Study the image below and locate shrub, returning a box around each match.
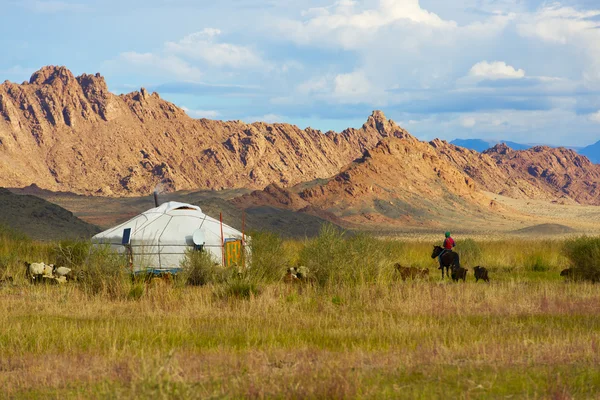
[247,231,288,283]
[179,249,225,286]
[51,240,91,268]
[563,237,600,282]
[78,245,130,298]
[298,224,403,286]
[458,238,482,266]
[215,277,261,300]
[527,253,551,272]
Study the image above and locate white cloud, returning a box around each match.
[460,117,476,128]
[333,70,372,100]
[181,107,220,119]
[589,110,600,123]
[165,29,266,69]
[245,114,286,123]
[117,52,203,81]
[278,0,458,50]
[469,61,525,80]
[517,4,600,83]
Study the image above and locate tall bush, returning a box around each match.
[563,237,600,282]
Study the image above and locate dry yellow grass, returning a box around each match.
[1,279,599,399]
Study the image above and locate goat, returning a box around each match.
[451,266,468,282]
[283,267,299,284]
[473,266,489,283]
[395,264,428,281]
[53,266,75,281]
[560,268,579,281]
[42,264,54,277]
[25,262,46,282]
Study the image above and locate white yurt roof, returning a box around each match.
[92,201,244,272]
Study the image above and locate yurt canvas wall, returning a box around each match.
[92,202,245,272]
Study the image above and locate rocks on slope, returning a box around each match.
[483,144,600,205]
[297,134,492,227]
[0,67,400,196]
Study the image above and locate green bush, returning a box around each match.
[51,240,91,268]
[563,237,600,282]
[78,245,130,298]
[458,238,482,267]
[526,253,551,272]
[179,249,225,286]
[247,231,288,283]
[215,277,261,300]
[298,224,404,286]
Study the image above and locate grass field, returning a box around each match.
[1,226,599,399]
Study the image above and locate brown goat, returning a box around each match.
[283,267,299,284]
[395,264,428,281]
[560,268,579,281]
[451,266,468,282]
[473,266,489,283]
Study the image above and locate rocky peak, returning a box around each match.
[29,66,76,86]
[484,143,513,156]
[76,72,109,96]
[363,110,390,134]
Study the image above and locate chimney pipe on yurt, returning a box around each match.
[153,190,159,207]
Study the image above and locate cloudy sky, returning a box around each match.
[2,0,600,146]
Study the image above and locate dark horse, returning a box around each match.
[431,245,461,279]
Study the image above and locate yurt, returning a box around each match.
[91,201,246,273]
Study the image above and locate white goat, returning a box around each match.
[26,262,46,281]
[53,266,73,280]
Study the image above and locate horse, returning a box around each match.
[431,245,461,279]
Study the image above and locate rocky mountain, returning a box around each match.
[483,144,600,205]
[2,66,600,232]
[0,66,401,196]
[295,133,496,228]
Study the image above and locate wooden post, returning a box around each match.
[241,211,246,268]
[220,212,225,267]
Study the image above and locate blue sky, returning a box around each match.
[2,0,600,146]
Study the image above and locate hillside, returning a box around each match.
[0,66,400,196]
[0,188,99,240]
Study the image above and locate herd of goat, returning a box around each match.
[394,263,490,283]
[24,262,77,284]
[0,261,582,287]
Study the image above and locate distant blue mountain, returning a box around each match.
[449,139,495,152]
[580,140,600,164]
[450,139,534,152]
[499,141,532,151]
[450,138,600,164]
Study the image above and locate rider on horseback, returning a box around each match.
[438,231,455,270]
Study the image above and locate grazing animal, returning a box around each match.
[283,267,299,284]
[395,264,429,281]
[42,264,54,277]
[560,268,578,280]
[473,266,490,283]
[450,266,468,282]
[431,246,461,279]
[25,262,46,282]
[53,266,74,280]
